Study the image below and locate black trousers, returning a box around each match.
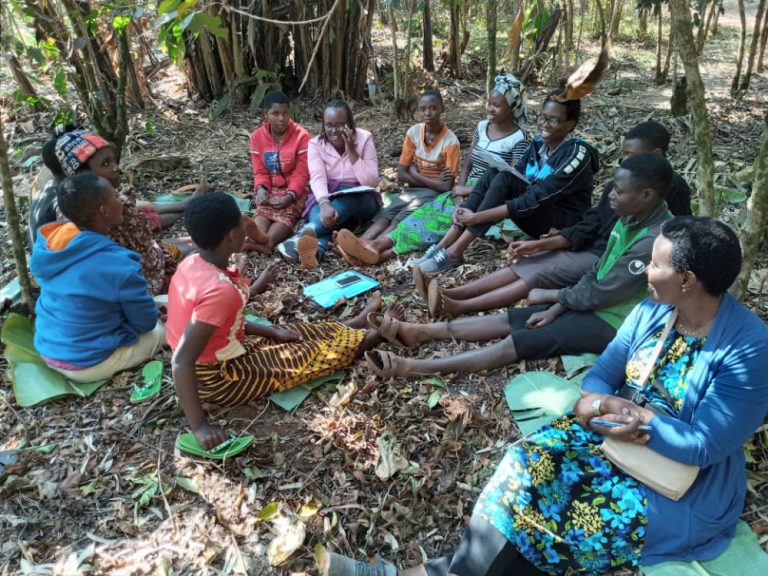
[424,514,541,576]
[462,168,555,239]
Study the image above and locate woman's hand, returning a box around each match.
[320,202,338,228]
[451,184,473,198]
[269,327,304,343]
[194,422,229,451]
[341,127,358,162]
[251,263,278,295]
[589,409,651,444]
[254,187,269,205]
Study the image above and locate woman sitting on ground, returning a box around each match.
[245,90,311,254]
[422,119,693,319]
[276,99,380,268]
[325,216,768,576]
[416,88,598,274]
[336,76,529,265]
[31,174,165,383]
[31,127,198,294]
[167,192,401,449]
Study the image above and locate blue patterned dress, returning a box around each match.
[474,329,706,575]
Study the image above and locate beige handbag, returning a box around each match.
[600,310,700,501]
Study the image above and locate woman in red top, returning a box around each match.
[246,91,311,254]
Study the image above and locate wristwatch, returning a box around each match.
[591,396,602,416]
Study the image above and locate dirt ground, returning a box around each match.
[1,10,768,576]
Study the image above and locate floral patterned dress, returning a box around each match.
[474,328,706,575]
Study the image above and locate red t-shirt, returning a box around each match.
[166,254,250,363]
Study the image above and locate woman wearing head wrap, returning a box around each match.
[31,126,196,295]
[336,75,531,265]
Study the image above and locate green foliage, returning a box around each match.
[155,0,228,63]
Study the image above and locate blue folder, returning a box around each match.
[303,271,379,308]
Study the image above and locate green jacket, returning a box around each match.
[558,201,671,328]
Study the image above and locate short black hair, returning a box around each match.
[543,88,581,123]
[624,121,671,154]
[420,89,443,105]
[184,192,242,249]
[619,152,673,199]
[319,99,355,142]
[263,90,290,111]
[661,216,742,296]
[56,173,111,227]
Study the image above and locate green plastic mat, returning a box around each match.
[641,521,768,576]
[1,313,107,407]
[504,370,583,436]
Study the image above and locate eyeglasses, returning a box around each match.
[324,123,347,132]
[535,113,565,128]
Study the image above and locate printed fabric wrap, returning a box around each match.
[492,74,528,123]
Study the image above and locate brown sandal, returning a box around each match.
[412,264,429,302]
[364,350,404,379]
[366,313,406,348]
[427,279,446,319]
[336,229,379,265]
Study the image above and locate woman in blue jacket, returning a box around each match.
[323,216,768,575]
[31,173,164,383]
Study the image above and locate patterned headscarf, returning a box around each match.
[492,74,527,123]
[54,128,110,176]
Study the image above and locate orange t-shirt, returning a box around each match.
[399,123,460,179]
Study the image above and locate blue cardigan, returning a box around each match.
[583,294,768,565]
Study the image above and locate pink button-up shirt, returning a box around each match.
[307,128,379,201]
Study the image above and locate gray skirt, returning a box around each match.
[511,249,600,289]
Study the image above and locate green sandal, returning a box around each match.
[130,360,164,403]
[175,433,254,459]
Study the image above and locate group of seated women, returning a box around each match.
[26,75,768,575]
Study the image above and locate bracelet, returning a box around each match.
[318,197,330,206]
[591,395,602,416]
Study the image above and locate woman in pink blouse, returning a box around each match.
[276,100,380,268]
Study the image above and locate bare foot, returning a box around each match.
[384,300,405,321]
[441,293,460,318]
[251,263,279,294]
[344,290,383,329]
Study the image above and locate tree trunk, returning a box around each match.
[758,5,768,72]
[609,0,624,38]
[696,0,717,53]
[0,117,36,314]
[486,0,497,95]
[660,25,674,83]
[655,8,663,83]
[638,7,649,42]
[448,1,462,78]
[423,0,434,71]
[669,0,716,215]
[733,111,768,299]
[731,0,747,96]
[594,0,608,47]
[739,0,767,93]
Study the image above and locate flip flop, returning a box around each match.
[297,228,319,268]
[336,229,379,265]
[175,433,254,459]
[427,279,446,319]
[412,264,429,302]
[366,313,406,348]
[130,360,164,403]
[364,350,405,379]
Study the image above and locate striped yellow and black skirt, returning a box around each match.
[195,322,365,405]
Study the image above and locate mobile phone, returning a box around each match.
[591,419,652,432]
[335,273,362,287]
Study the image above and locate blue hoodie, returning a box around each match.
[30,221,158,367]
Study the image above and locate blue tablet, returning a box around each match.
[303,271,379,308]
